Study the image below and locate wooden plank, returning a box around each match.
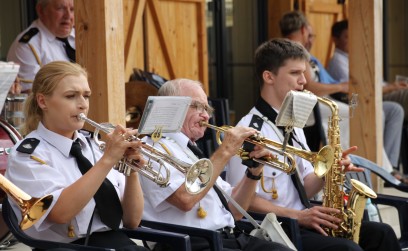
[308,3,342,14]
[303,0,345,66]
[124,0,146,76]
[196,1,209,93]
[349,0,383,190]
[267,0,294,39]
[161,0,203,2]
[74,0,125,125]
[147,0,177,79]
[123,0,146,79]
[122,0,208,90]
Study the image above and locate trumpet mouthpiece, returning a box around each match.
[78,113,86,121]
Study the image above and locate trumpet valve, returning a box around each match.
[238,151,250,160]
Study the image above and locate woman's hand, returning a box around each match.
[103,125,144,167]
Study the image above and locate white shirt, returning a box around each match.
[225,108,314,210]
[140,132,234,230]
[5,123,125,243]
[7,19,75,91]
[327,48,349,83]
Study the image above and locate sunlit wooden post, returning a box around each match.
[349,0,383,191]
[74,0,125,125]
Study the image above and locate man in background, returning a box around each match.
[280,11,403,177]
[7,0,75,92]
[328,19,407,179]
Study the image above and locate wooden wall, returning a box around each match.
[267,0,347,67]
[75,0,208,125]
[123,0,208,93]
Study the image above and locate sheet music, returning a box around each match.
[276,91,317,128]
[0,62,20,112]
[138,96,191,134]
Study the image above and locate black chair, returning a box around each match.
[348,154,408,193]
[347,154,408,249]
[142,214,303,251]
[141,219,223,251]
[2,198,191,251]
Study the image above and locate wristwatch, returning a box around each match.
[245,168,262,180]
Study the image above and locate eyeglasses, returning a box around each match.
[308,33,317,40]
[190,101,215,117]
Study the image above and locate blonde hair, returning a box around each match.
[22,61,88,135]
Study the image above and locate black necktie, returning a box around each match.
[187,142,232,213]
[254,97,311,209]
[57,37,76,62]
[70,140,123,230]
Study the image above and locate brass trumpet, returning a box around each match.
[78,113,213,194]
[200,121,334,178]
[0,174,53,230]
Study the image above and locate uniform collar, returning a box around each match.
[37,122,87,158]
[35,19,75,43]
[163,132,190,148]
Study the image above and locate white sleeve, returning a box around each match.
[7,40,40,90]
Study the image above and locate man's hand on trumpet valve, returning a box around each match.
[245,145,271,175]
[217,125,258,157]
[101,125,145,168]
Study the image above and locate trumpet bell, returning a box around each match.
[20,195,53,230]
[185,159,213,194]
[314,145,335,178]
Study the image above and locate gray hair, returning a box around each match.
[158,78,203,96]
[279,11,309,37]
[36,0,51,9]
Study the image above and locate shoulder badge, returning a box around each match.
[19,27,39,43]
[16,138,40,154]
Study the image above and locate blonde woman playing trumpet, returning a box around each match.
[6,61,148,250]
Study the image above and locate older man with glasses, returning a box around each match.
[138,78,292,251]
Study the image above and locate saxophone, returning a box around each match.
[318,96,377,243]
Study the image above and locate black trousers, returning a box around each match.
[71,230,149,251]
[301,221,401,251]
[154,230,292,251]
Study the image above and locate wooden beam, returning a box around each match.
[196,1,208,94]
[147,0,177,79]
[349,0,383,190]
[124,0,146,74]
[74,0,126,125]
[308,4,342,14]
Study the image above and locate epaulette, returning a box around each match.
[16,138,40,154]
[19,28,39,43]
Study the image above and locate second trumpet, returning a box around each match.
[78,113,213,194]
[200,121,334,178]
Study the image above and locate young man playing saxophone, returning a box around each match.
[226,38,400,251]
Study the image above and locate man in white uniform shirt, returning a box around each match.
[226,38,400,251]
[140,78,292,251]
[7,0,75,92]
